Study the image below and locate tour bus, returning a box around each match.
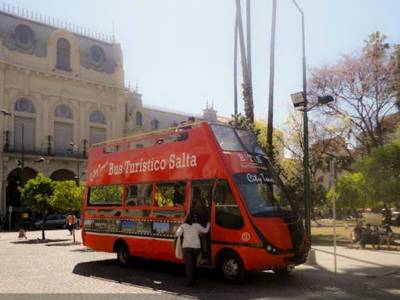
[81,121,309,283]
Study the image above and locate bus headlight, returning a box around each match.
[266,245,277,254]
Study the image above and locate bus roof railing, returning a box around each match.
[92,121,207,149]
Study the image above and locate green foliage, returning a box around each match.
[355,142,400,208]
[327,172,369,210]
[230,113,284,161]
[20,173,55,214]
[50,181,84,213]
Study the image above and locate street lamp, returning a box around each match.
[291,93,334,243]
[69,142,80,186]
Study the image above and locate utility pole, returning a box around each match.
[292,0,311,241]
[267,0,277,158]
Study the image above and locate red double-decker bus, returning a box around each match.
[82,121,309,282]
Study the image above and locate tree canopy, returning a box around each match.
[21,173,54,215]
[50,180,84,213]
[308,31,397,155]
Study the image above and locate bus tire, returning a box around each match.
[217,251,246,284]
[115,241,130,267]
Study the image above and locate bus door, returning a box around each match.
[190,180,213,266]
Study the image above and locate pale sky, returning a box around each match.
[5,0,400,128]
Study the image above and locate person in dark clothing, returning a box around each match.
[173,183,185,206]
[358,223,375,249]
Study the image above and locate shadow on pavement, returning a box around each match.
[45,241,81,247]
[11,238,70,245]
[72,257,400,299]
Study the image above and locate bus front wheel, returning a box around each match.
[217,251,246,283]
[116,242,130,266]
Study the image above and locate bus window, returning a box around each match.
[153,182,186,218]
[210,124,244,152]
[126,184,152,206]
[89,185,123,206]
[214,180,244,229]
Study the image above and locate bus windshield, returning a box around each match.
[210,124,244,151]
[233,172,292,216]
[235,129,266,155]
[210,124,265,155]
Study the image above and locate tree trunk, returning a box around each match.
[235,0,254,123]
[41,213,48,240]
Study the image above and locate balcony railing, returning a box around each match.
[3,146,87,159]
[3,132,88,158]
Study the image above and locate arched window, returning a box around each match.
[136,111,142,127]
[89,110,107,145]
[56,38,71,71]
[14,98,35,113]
[89,110,106,124]
[14,98,36,151]
[54,104,73,119]
[151,119,159,130]
[54,104,73,154]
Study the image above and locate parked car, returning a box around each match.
[33,214,79,230]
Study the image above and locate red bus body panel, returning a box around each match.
[82,122,307,272]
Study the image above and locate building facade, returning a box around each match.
[0,8,219,219]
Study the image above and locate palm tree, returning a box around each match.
[235,0,254,123]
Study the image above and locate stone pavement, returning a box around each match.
[0,229,399,299]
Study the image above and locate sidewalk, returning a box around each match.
[312,245,400,276]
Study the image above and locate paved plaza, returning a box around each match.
[0,229,399,299]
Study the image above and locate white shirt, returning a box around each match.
[175,223,210,249]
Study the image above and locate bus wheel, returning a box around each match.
[116,243,130,266]
[218,251,246,283]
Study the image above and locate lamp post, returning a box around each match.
[291,93,334,244]
[291,0,311,243]
[69,142,80,186]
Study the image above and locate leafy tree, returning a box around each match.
[356,142,400,213]
[327,172,369,218]
[50,181,83,213]
[20,173,55,240]
[308,32,397,155]
[50,180,84,243]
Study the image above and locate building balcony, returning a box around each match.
[2,146,87,159]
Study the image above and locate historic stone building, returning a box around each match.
[0,7,219,220]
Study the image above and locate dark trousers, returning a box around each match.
[182,248,200,284]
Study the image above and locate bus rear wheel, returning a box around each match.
[218,251,246,283]
[116,243,130,266]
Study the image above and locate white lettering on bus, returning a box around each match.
[169,153,197,169]
[247,173,262,183]
[98,153,198,178]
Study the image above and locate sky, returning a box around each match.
[4,0,400,129]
